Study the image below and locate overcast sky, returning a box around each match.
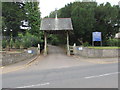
[39,0,120,18]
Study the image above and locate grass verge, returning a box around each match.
[87,46,120,49]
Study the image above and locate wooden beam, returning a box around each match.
[67,31,70,56]
[44,31,47,56]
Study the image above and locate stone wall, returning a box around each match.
[75,47,119,58]
[2,47,38,66]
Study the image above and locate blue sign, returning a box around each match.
[27,50,33,54]
[92,32,102,41]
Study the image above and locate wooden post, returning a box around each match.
[67,31,70,56]
[92,41,94,46]
[44,31,47,56]
[101,41,102,47]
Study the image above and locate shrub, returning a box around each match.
[10,38,14,48]
[31,35,40,47]
[15,32,43,49]
[21,36,32,49]
[82,42,90,47]
[2,40,7,48]
[48,35,60,45]
[14,40,21,49]
[107,38,120,46]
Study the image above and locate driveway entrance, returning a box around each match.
[26,45,95,70]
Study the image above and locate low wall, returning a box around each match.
[2,47,38,66]
[75,47,119,58]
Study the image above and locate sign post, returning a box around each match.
[92,32,102,46]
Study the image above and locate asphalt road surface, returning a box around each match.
[2,45,119,88]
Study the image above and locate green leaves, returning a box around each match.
[24,2,41,35]
[2,2,43,49]
[71,2,96,44]
[2,2,26,37]
[48,1,119,46]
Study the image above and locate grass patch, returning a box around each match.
[87,46,120,49]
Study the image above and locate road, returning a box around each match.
[2,45,119,88]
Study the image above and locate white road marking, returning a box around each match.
[84,72,119,79]
[16,82,50,88]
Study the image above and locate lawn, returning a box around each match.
[87,46,120,49]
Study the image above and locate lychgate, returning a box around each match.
[40,16,73,56]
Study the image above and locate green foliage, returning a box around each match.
[10,38,14,48]
[107,38,120,46]
[2,2,43,49]
[48,35,60,45]
[2,32,43,49]
[18,32,43,48]
[71,2,96,44]
[2,2,26,37]
[22,39,32,49]
[94,2,119,42]
[24,2,41,36]
[49,1,119,46]
[88,46,120,49]
[2,40,7,48]
[14,40,21,49]
[48,34,67,45]
[82,42,90,47]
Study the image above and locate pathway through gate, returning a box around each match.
[40,14,73,56]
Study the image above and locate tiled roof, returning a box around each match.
[40,18,73,31]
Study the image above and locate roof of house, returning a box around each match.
[40,18,73,31]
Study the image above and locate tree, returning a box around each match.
[2,2,44,48]
[48,1,120,46]
[94,2,119,45]
[24,2,42,36]
[2,2,26,37]
[71,2,96,44]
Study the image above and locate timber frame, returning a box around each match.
[40,18,73,56]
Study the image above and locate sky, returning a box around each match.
[39,0,120,18]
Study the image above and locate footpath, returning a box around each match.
[73,55,119,64]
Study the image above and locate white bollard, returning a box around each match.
[73,43,76,55]
[38,44,40,54]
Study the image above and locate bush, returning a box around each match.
[31,35,41,47]
[2,40,7,48]
[21,36,32,49]
[10,38,14,48]
[17,32,42,48]
[82,42,90,47]
[48,35,60,45]
[107,38,120,46]
[14,40,21,49]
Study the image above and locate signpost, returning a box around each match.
[92,32,102,46]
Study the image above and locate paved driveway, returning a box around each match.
[26,45,95,70]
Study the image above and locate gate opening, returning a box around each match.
[40,18,73,56]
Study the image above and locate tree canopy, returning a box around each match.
[2,2,43,48]
[48,1,120,46]
[2,2,26,37]
[2,2,42,38]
